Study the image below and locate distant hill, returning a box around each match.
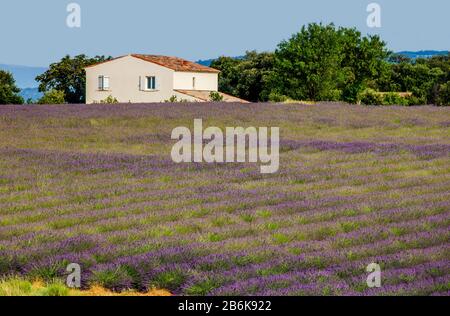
[19,88,43,102]
[196,59,215,67]
[198,51,449,67]
[396,50,449,59]
[197,56,245,67]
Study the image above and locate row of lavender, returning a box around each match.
[0,103,449,295]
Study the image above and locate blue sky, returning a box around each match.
[0,0,449,66]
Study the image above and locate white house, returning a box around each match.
[85,54,248,104]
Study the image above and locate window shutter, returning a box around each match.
[139,76,145,91]
[156,77,160,90]
[98,76,103,90]
[103,76,110,90]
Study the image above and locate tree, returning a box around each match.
[36,55,111,104]
[211,56,241,97]
[419,54,450,82]
[436,81,450,106]
[37,90,66,104]
[0,71,24,104]
[385,62,444,104]
[211,51,274,102]
[377,54,449,104]
[272,23,343,101]
[272,23,389,102]
[338,29,389,102]
[235,51,274,102]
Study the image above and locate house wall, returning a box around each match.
[86,55,180,104]
[173,72,218,91]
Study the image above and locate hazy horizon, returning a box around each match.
[0,0,449,67]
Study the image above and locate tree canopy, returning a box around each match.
[377,54,449,104]
[0,70,24,105]
[215,23,449,105]
[270,23,389,103]
[211,51,274,102]
[36,55,111,104]
[37,89,66,105]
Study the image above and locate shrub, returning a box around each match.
[99,95,119,104]
[184,278,221,296]
[324,89,343,102]
[149,269,188,292]
[268,92,288,102]
[37,90,66,104]
[26,260,68,282]
[382,92,409,106]
[165,95,178,103]
[164,95,190,103]
[209,91,224,102]
[359,89,415,106]
[406,95,427,106]
[90,267,133,291]
[358,88,383,105]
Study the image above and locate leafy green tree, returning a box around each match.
[211,51,274,102]
[211,56,241,97]
[234,51,274,102]
[37,90,66,104]
[419,54,450,82]
[272,23,389,103]
[388,62,444,103]
[436,81,450,106]
[272,24,343,101]
[378,54,449,104]
[0,71,24,104]
[339,29,390,102]
[36,55,111,104]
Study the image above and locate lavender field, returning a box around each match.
[0,102,449,296]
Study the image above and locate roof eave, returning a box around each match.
[83,55,128,70]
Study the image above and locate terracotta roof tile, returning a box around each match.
[85,54,220,73]
[131,54,220,73]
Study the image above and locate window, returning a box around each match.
[146,76,156,90]
[98,76,110,91]
[192,77,196,90]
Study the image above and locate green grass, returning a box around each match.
[0,278,69,296]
